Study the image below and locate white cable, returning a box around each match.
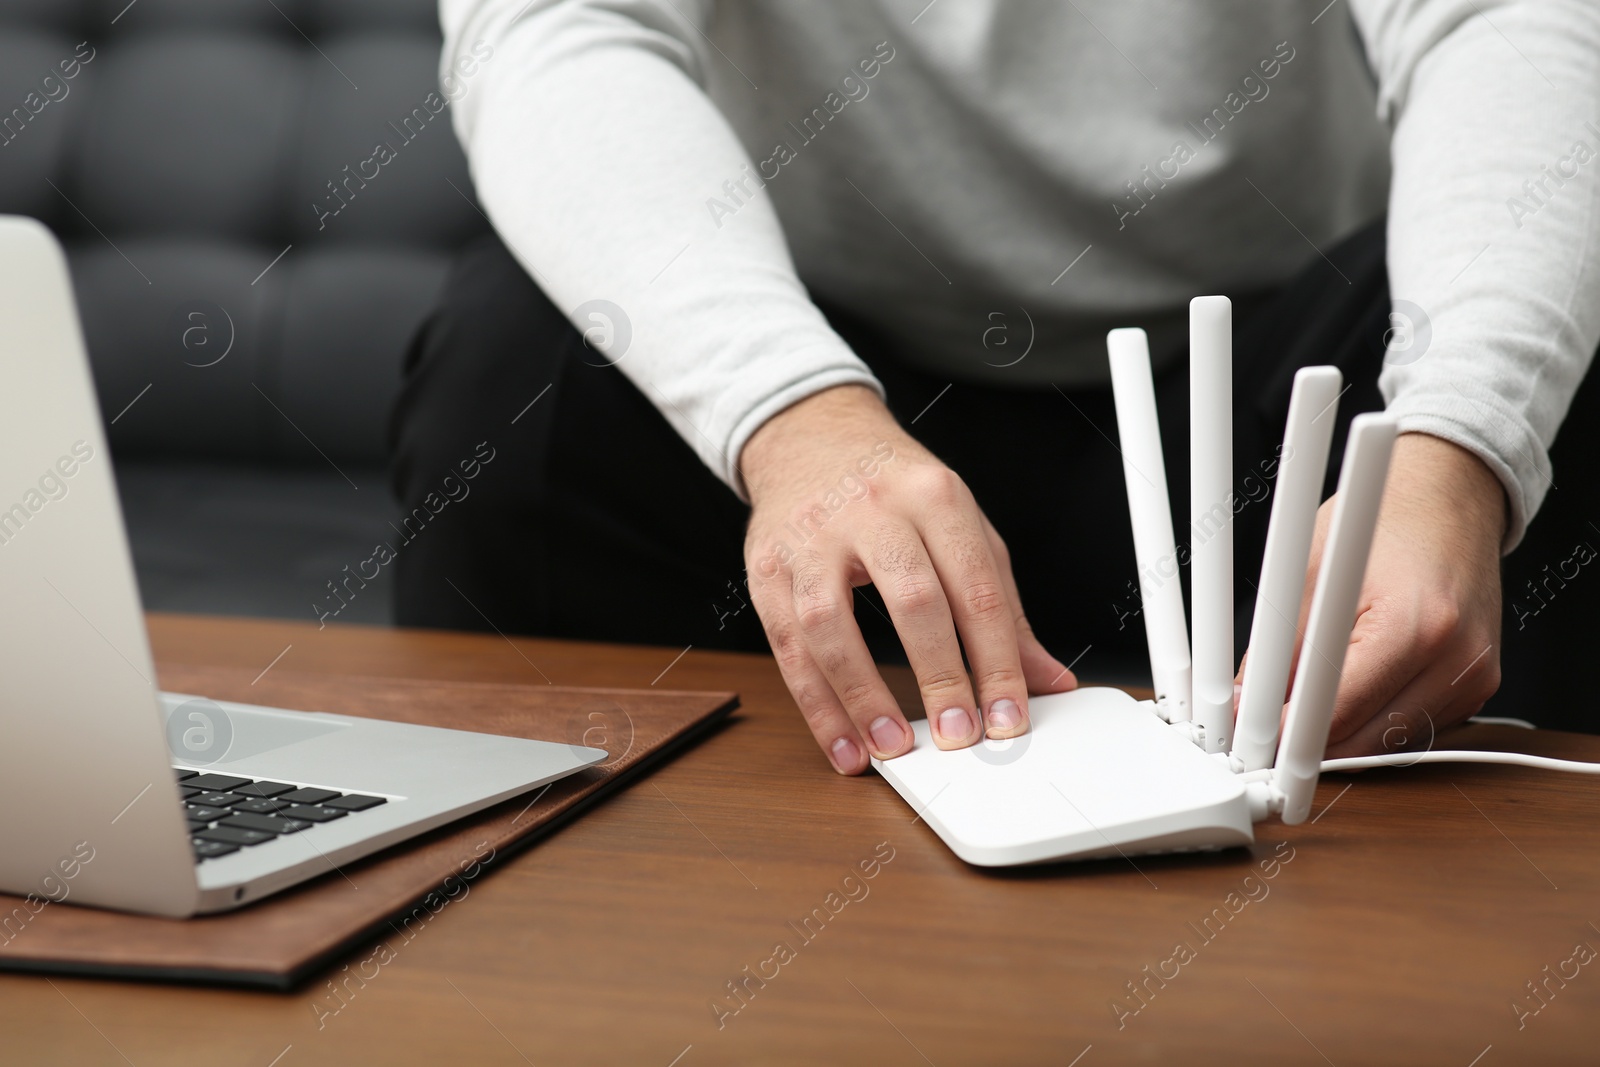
[1465,715,1537,729]
[1319,751,1600,774]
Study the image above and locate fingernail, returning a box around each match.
[987,698,1022,735]
[868,715,906,755]
[1233,683,1243,710]
[830,735,861,773]
[937,706,974,743]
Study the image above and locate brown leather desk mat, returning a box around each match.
[0,663,738,990]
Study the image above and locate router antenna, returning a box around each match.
[1272,413,1397,824]
[1107,328,1191,721]
[1189,296,1232,753]
[1232,367,1342,772]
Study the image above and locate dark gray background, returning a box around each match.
[0,0,489,625]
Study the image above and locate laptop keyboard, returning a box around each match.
[175,769,388,862]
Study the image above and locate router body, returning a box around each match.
[876,687,1254,866]
[874,298,1398,867]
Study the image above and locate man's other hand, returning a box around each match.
[741,385,1077,774]
[1264,432,1507,758]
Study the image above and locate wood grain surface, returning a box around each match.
[3,613,1598,1066]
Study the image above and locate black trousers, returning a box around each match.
[390,219,1600,733]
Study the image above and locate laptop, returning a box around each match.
[0,216,605,917]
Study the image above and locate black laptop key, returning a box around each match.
[192,791,248,807]
[179,786,205,799]
[232,798,291,815]
[184,804,230,821]
[195,825,275,846]
[192,839,239,859]
[279,804,348,823]
[278,787,341,804]
[232,780,297,798]
[188,819,213,833]
[183,774,252,791]
[222,813,311,835]
[324,793,386,812]
[174,769,199,782]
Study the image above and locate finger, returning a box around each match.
[983,517,1076,695]
[789,549,915,760]
[918,498,1029,741]
[1428,647,1502,734]
[1321,603,1429,746]
[1325,640,1501,759]
[861,526,983,749]
[1323,677,1439,760]
[754,586,871,775]
[1442,639,1502,714]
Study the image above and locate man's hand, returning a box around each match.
[1273,433,1507,757]
[741,385,1077,774]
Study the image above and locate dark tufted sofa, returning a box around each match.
[0,0,486,624]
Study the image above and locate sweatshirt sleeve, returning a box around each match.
[438,0,882,498]
[1348,0,1600,551]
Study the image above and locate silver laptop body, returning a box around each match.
[0,216,603,917]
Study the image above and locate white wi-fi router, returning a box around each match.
[873,295,1394,865]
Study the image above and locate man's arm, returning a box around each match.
[1304,0,1600,747]
[442,0,881,490]
[1352,0,1600,545]
[441,0,1074,771]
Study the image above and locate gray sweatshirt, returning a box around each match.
[439,0,1600,550]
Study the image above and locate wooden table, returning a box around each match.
[4,614,1599,1066]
